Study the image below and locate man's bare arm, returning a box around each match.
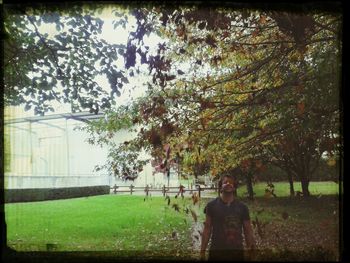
[243,220,256,250]
[243,219,257,260]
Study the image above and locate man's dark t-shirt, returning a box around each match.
[204,197,250,260]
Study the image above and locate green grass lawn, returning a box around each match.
[237,180,340,197]
[5,181,341,261]
[5,194,198,256]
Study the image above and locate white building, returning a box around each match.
[4,106,179,190]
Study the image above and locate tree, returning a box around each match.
[5,3,342,191]
[77,102,150,181]
[124,6,342,195]
[4,4,130,115]
[82,5,341,190]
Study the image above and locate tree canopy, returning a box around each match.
[4,3,343,195]
[4,4,130,115]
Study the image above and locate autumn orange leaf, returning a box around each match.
[252,28,260,37]
[259,15,267,24]
[297,102,305,114]
[192,192,199,205]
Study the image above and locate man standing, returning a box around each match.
[200,174,256,261]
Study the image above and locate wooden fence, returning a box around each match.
[110,184,218,198]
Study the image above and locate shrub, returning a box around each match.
[4,185,110,203]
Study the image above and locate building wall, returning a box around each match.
[4,117,111,189]
[4,106,179,189]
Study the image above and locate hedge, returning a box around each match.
[4,185,110,203]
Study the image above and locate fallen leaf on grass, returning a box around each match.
[257,208,265,214]
[282,212,289,220]
[172,231,178,239]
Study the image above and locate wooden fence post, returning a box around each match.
[162,185,166,197]
[198,185,201,198]
[113,184,118,194]
[130,185,134,195]
[145,185,149,197]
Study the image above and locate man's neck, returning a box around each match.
[220,192,235,204]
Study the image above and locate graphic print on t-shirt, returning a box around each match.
[223,215,241,245]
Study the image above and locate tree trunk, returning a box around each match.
[287,171,295,197]
[246,173,254,200]
[300,177,310,197]
[217,181,221,197]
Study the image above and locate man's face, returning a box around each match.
[221,176,235,193]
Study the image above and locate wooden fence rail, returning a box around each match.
[110,184,218,197]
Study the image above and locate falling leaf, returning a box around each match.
[149,129,162,147]
[172,203,180,212]
[221,31,230,40]
[176,26,185,37]
[297,102,305,115]
[251,28,260,37]
[192,193,199,205]
[198,21,206,30]
[205,34,217,47]
[165,196,170,206]
[259,15,267,24]
[190,209,198,222]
